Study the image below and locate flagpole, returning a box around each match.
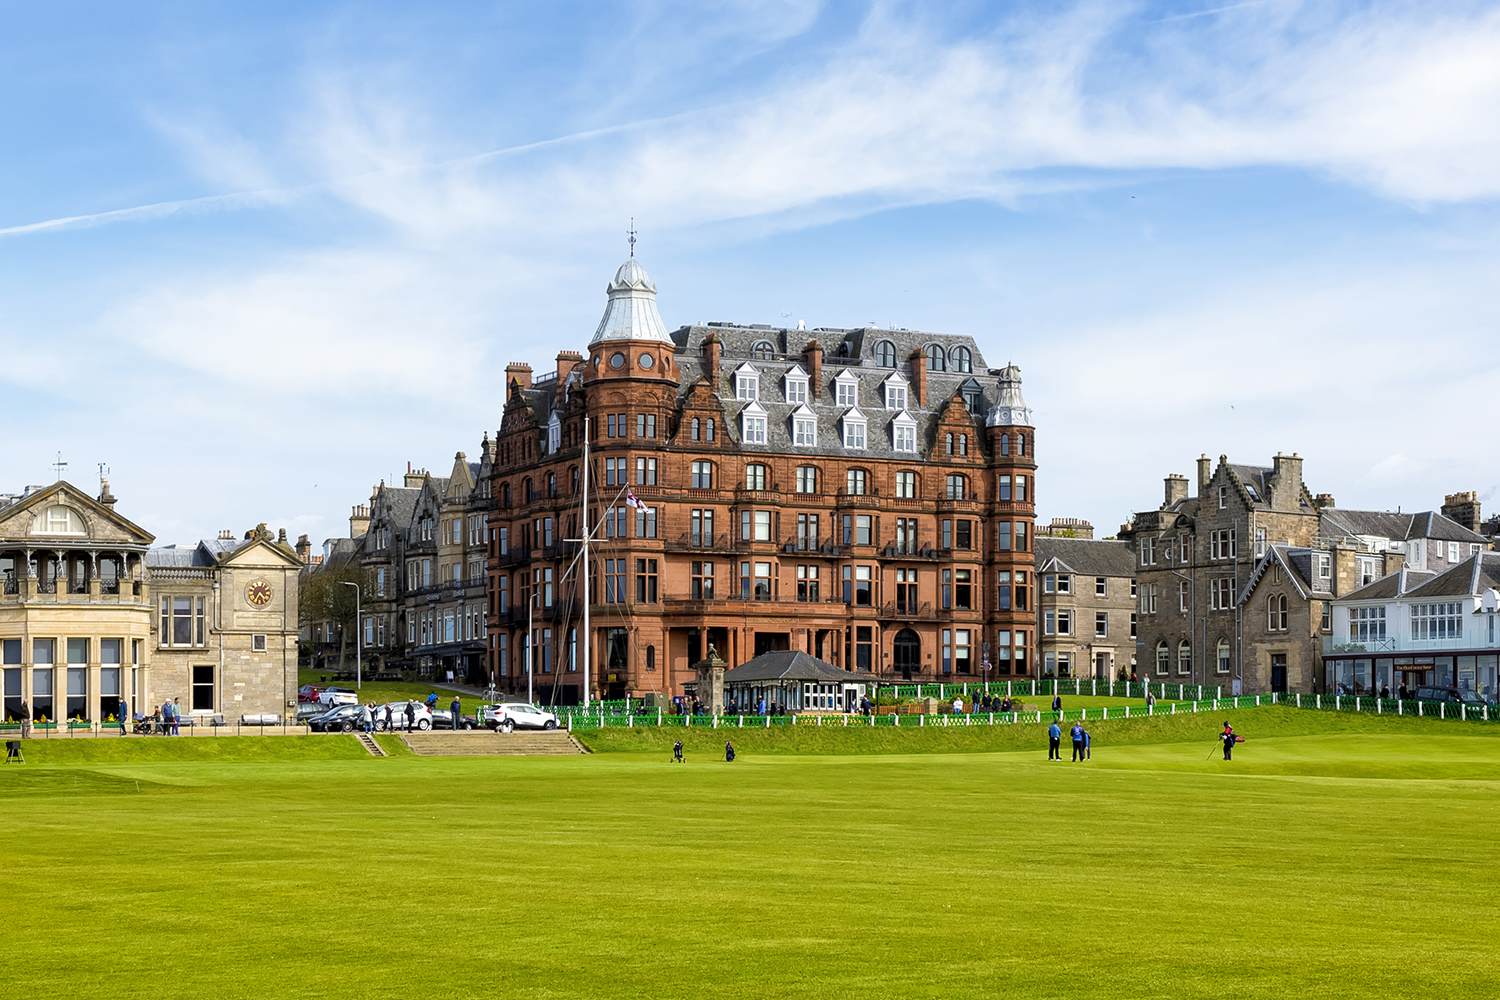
[582,416,590,709]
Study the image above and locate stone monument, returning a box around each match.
[693,650,728,716]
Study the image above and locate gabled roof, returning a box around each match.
[0,480,155,547]
[1033,538,1135,579]
[1404,552,1500,600]
[722,650,878,685]
[1238,545,1312,605]
[1338,566,1437,602]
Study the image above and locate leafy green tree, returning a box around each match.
[299,562,373,675]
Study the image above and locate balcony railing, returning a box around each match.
[1323,635,1497,655]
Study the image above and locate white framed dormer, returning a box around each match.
[740,400,768,445]
[891,409,917,453]
[790,404,817,447]
[547,411,561,454]
[783,364,809,405]
[734,362,760,401]
[833,369,860,408]
[841,406,867,449]
[883,371,909,410]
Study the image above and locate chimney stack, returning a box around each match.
[404,461,426,489]
[802,340,822,399]
[218,530,234,540]
[349,503,371,539]
[1267,452,1304,513]
[1442,491,1481,532]
[702,332,722,385]
[1316,493,1336,509]
[1197,454,1212,496]
[295,533,311,563]
[1164,474,1188,508]
[97,477,116,509]
[505,362,533,393]
[909,348,927,407]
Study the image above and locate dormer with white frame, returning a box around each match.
[790,404,818,447]
[546,411,561,454]
[734,362,760,402]
[841,406,867,449]
[783,364,809,405]
[740,400,768,445]
[833,369,860,408]
[891,409,918,453]
[883,371,910,410]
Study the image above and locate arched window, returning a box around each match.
[1216,639,1231,674]
[691,417,700,440]
[925,344,946,371]
[745,464,768,491]
[547,473,556,498]
[1268,594,1288,631]
[571,468,580,495]
[647,645,656,671]
[523,478,533,503]
[1016,433,1026,456]
[959,434,967,456]
[874,340,897,367]
[35,506,85,535]
[945,433,954,455]
[1177,641,1191,674]
[945,474,966,500]
[949,345,972,373]
[706,418,716,441]
[1155,641,1169,675]
[751,340,775,359]
[502,483,511,508]
[1000,434,1009,456]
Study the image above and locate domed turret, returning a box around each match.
[590,259,672,345]
[986,364,1033,427]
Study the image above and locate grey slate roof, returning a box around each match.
[146,537,246,567]
[1321,508,1486,545]
[1034,538,1136,578]
[1339,567,1438,602]
[722,650,880,685]
[1404,552,1500,600]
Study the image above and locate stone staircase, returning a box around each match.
[401,730,588,756]
[356,732,387,757]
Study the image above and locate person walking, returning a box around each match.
[161,698,174,736]
[360,701,373,734]
[171,698,182,735]
[119,698,129,737]
[450,695,462,731]
[18,699,30,739]
[1220,721,1240,761]
[382,703,392,732]
[1052,693,1062,720]
[405,700,416,731]
[1071,722,1085,761]
[1083,726,1092,760]
[1048,720,1061,760]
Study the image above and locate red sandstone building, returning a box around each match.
[485,258,1036,704]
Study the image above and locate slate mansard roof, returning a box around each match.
[722,650,880,685]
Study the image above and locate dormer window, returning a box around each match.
[791,404,817,447]
[884,373,909,410]
[949,345,972,373]
[784,365,809,404]
[740,401,767,445]
[892,410,917,453]
[873,340,897,367]
[925,344,946,371]
[834,370,860,407]
[842,407,867,449]
[751,340,775,360]
[959,378,983,415]
[735,363,759,401]
[547,413,561,454]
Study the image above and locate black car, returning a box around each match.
[306,704,363,732]
[428,708,478,730]
[1413,686,1487,706]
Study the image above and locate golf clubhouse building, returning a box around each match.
[712,650,881,713]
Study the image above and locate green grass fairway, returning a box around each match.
[1,714,1495,999]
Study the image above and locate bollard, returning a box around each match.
[1124,706,1129,719]
[920,715,924,728]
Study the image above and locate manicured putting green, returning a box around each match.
[0,710,1495,999]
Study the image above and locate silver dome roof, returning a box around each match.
[589,259,672,346]
[985,364,1033,427]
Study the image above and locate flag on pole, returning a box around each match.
[625,489,644,510]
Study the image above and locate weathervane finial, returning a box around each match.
[628,218,636,258]
[52,452,68,482]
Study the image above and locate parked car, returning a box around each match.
[484,702,559,732]
[297,684,321,703]
[375,702,433,731]
[1414,686,1487,706]
[318,686,359,707]
[306,704,363,733]
[429,708,478,730]
[294,702,326,722]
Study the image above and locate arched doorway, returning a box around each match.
[893,629,920,681]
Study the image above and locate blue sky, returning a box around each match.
[2,0,1498,545]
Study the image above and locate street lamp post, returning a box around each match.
[341,581,361,690]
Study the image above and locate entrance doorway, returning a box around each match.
[1095,652,1109,680]
[893,630,920,681]
[1271,654,1287,694]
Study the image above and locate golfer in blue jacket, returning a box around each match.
[1048,721,1062,760]
[1071,722,1085,761]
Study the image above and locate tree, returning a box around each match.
[299,561,372,675]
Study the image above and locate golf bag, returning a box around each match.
[672,740,684,763]
[724,742,735,762]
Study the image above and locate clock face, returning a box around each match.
[247,580,273,607]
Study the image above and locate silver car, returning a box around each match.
[484,702,559,732]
